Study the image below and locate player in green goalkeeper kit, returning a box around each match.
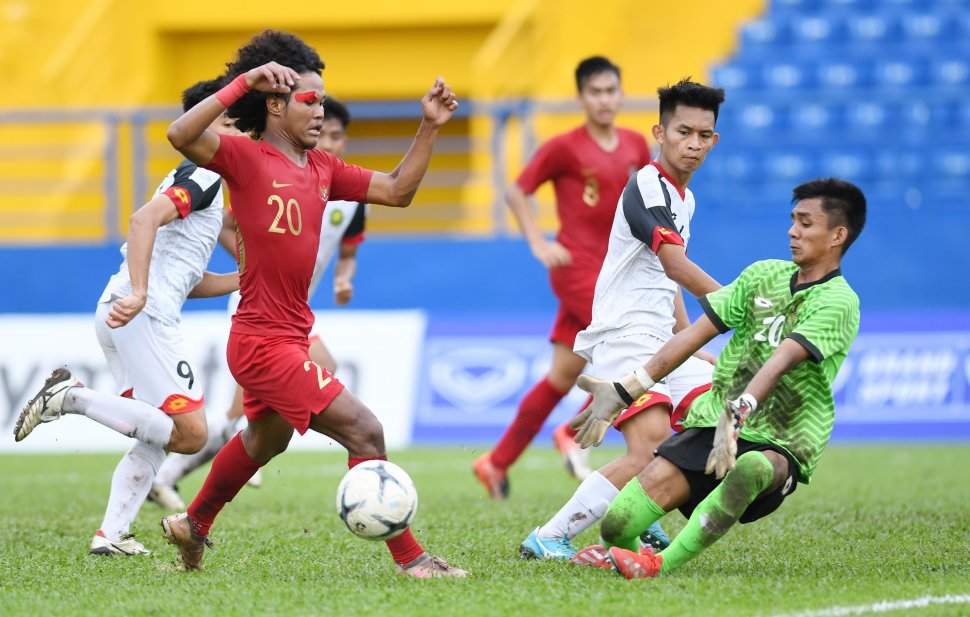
[567,177,866,578]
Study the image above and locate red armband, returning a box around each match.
[215,74,251,108]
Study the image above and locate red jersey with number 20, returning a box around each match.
[205,135,373,338]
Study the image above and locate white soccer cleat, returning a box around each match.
[246,468,263,488]
[552,422,592,482]
[14,368,80,442]
[89,531,151,556]
[149,483,186,511]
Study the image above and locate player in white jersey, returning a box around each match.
[519,79,727,561]
[149,97,368,509]
[13,78,242,556]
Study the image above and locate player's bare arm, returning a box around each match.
[657,243,720,298]
[505,183,571,268]
[168,62,300,165]
[333,243,358,305]
[365,78,458,207]
[218,208,238,258]
[738,337,811,404]
[105,194,182,329]
[572,313,721,447]
[188,271,240,298]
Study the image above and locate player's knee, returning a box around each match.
[724,452,774,499]
[167,412,208,454]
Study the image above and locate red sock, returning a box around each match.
[187,433,261,537]
[348,455,425,566]
[490,377,567,470]
[562,395,593,439]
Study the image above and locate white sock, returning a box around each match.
[99,441,166,540]
[537,471,619,540]
[64,387,173,449]
[155,414,234,487]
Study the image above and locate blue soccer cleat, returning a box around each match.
[640,521,671,551]
[519,527,577,560]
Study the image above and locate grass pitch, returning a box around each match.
[2,445,969,616]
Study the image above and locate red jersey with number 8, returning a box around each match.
[205,135,373,338]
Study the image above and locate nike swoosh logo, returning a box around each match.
[272,180,293,188]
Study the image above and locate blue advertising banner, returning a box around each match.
[413,316,970,445]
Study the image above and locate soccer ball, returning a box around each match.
[335,460,418,541]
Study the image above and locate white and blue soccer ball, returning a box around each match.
[335,460,418,541]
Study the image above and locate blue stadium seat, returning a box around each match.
[819,149,875,182]
[930,59,970,89]
[873,57,929,89]
[711,64,760,91]
[817,60,872,89]
[765,149,816,181]
[790,14,843,47]
[763,61,815,91]
[844,13,899,50]
[740,17,788,51]
[704,149,762,184]
[790,103,843,142]
[845,101,891,137]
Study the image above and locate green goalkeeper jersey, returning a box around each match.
[684,259,860,483]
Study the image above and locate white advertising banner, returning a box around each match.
[0,310,425,453]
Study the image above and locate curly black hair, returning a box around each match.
[657,77,726,125]
[181,77,227,113]
[223,30,326,135]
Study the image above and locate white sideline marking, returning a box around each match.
[773,595,970,617]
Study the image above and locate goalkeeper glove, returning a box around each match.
[571,367,655,448]
[705,393,758,479]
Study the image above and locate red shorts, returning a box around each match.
[227,332,345,434]
[549,303,588,348]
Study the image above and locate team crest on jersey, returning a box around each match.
[754,296,774,308]
[320,185,330,201]
[330,209,344,226]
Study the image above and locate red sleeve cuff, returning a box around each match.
[163,186,192,218]
[650,226,684,253]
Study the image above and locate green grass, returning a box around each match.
[2,445,969,616]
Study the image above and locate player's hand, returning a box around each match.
[705,394,757,479]
[245,62,301,94]
[693,349,717,366]
[334,277,353,305]
[530,238,572,269]
[570,375,627,448]
[106,292,147,329]
[421,78,459,128]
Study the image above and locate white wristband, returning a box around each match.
[633,367,655,392]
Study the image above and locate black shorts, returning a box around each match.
[655,427,800,524]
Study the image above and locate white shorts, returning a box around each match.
[95,302,204,415]
[587,333,713,430]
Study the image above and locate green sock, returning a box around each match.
[601,478,666,552]
[659,452,774,575]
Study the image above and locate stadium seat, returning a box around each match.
[711,64,760,91]
[819,149,874,182]
[765,149,815,181]
[844,14,898,50]
[930,59,970,89]
[845,101,891,138]
[873,57,929,89]
[790,102,843,142]
[817,60,871,89]
[763,61,814,91]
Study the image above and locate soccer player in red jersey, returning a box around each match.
[473,56,651,498]
[159,30,465,578]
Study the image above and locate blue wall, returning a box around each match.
[2,228,966,317]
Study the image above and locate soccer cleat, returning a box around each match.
[14,368,80,442]
[246,468,263,488]
[519,527,577,560]
[640,521,671,551]
[472,453,509,500]
[89,530,150,556]
[552,422,592,481]
[606,546,664,580]
[395,553,468,578]
[569,544,613,569]
[148,483,186,511]
[160,512,213,571]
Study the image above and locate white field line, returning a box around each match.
[773,595,970,617]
